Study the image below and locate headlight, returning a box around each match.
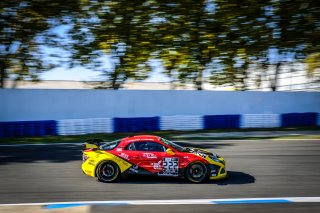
[210,156,222,163]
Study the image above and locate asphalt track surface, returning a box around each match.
[1,139,320,212]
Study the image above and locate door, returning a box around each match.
[127,141,166,173]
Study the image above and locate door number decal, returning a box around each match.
[160,157,178,176]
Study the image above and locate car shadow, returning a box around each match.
[0,144,82,165]
[216,171,255,185]
[117,170,255,185]
[0,141,233,165]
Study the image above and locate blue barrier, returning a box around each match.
[204,114,240,129]
[0,113,319,138]
[281,112,318,127]
[113,117,160,133]
[0,120,57,138]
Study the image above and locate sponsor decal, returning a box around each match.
[210,169,217,176]
[142,153,157,159]
[120,153,129,160]
[151,160,162,170]
[196,152,207,158]
[143,138,157,141]
[126,138,156,143]
[116,148,122,152]
[159,157,179,176]
[126,139,140,143]
[129,165,139,174]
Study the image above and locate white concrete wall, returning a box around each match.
[160,115,203,131]
[240,114,281,128]
[57,118,113,135]
[0,89,319,121]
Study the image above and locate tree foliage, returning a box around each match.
[209,0,271,90]
[155,0,221,90]
[266,0,320,90]
[1,0,319,90]
[0,0,81,88]
[306,53,320,79]
[69,0,157,89]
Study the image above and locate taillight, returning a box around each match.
[82,154,89,162]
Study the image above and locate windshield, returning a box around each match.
[100,140,121,150]
[159,137,185,152]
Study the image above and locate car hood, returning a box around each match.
[183,147,217,158]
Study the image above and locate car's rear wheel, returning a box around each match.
[185,162,208,183]
[96,161,120,183]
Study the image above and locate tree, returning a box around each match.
[0,0,80,88]
[209,0,320,91]
[263,0,320,90]
[155,0,221,90]
[305,53,320,80]
[69,0,157,89]
[209,0,271,90]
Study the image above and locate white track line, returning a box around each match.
[1,197,320,207]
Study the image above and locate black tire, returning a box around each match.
[185,162,208,183]
[96,161,120,183]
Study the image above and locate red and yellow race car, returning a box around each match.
[82,135,227,183]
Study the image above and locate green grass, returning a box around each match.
[0,126,319,144]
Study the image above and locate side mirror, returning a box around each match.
[166,148,175,155]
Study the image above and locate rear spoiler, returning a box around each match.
[82,139,104,150]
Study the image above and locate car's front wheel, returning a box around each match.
[185,162,208,183]
[96,161,120,183]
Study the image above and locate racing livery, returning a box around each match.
[82,135,227,183]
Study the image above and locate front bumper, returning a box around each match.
[208,160,227,180]
[209,170,228,180]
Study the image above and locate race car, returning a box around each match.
[82,135,227,183]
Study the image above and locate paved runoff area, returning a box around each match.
[0,139,320,212]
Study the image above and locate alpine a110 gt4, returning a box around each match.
[82,135,227,183]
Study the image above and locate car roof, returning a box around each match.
[119,135,163,146]
[122,135,160,141]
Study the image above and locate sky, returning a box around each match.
[39,16,291,84]
[39,23,174,83]
[40,64,171,82]
[40,25,302,86]
[38,55,312,91]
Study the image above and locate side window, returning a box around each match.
[134,141,166,152]
[125,142,136,151]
